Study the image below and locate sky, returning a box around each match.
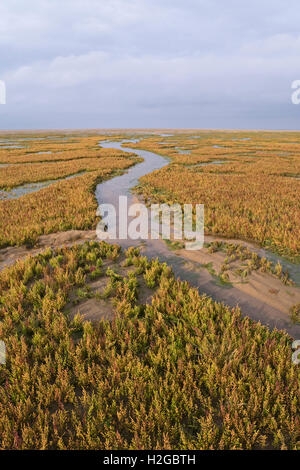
[0,0,300,130]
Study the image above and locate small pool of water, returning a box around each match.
[175,147,191,154]
[257,248,300,286]
[189,160,226,168]
[0,145,25,149]
[0,171,86,200]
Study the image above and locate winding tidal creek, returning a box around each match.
[95,138,300,338]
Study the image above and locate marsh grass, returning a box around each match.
[0,241,299,450]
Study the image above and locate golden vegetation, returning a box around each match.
[0,156,136,189]
[0,172,102,247]
[202,240,293,286]
[0,136,131,164]
[132,132,300,260]
[0,241,299,450]
[0,133,299,451]
[0,134,140,247]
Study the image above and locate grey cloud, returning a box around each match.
[1,0,300,129]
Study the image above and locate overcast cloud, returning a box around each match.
[0,0,300,129]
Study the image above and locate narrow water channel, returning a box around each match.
[0,171,86,200]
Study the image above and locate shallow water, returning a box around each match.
[258,248,300,286]
[159,143,191,155]
[96,140,169,225]
[0,145,25,149]
[191,160,226,167]
[0,171,86,200]
[175,147,191,154]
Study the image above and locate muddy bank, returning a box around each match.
[0,227,299,337]
[0,230,97,270]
